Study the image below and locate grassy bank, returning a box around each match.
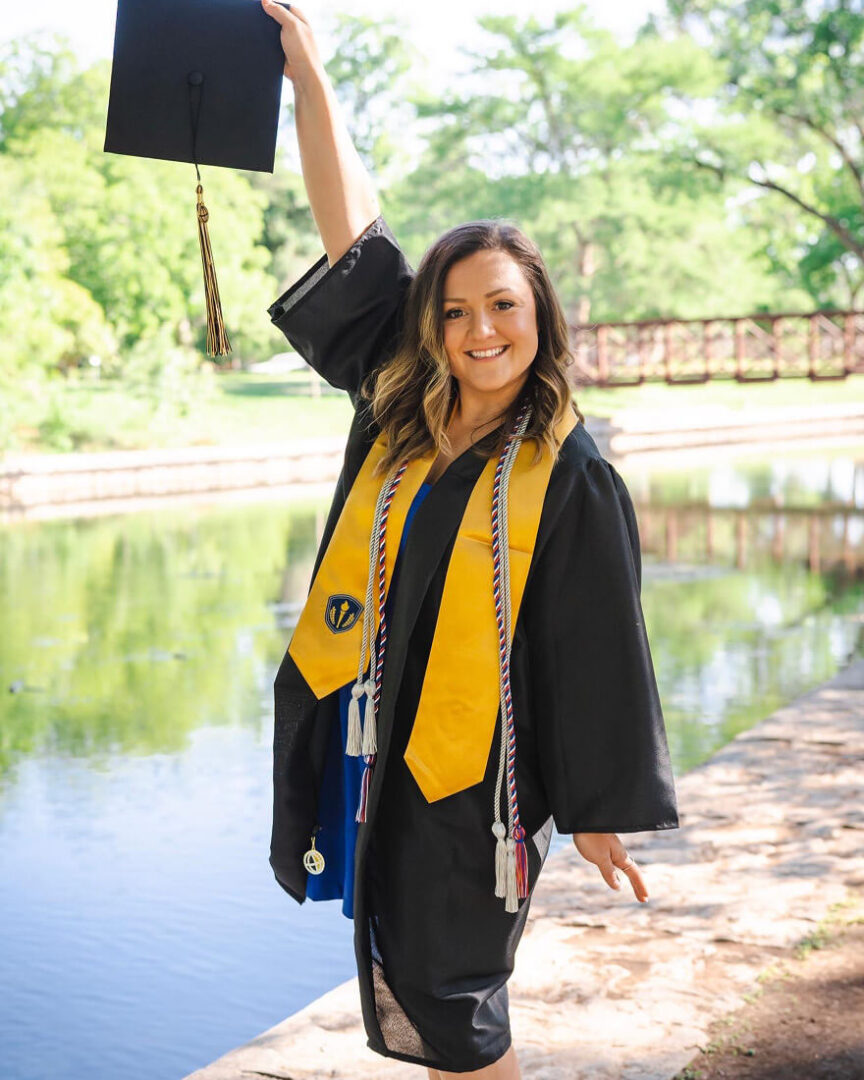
[5,369,864,455]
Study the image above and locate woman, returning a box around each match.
[261,3,680,1078]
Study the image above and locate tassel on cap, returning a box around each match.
[195,182,231,358]
[186,72,230,358]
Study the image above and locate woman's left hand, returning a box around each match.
[572,832,649,903]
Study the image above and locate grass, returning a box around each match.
[793,895,864,959]
[575,371,864,417]
[5,368,864,456]
[4,370,354,455]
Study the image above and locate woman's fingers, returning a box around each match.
[612,844,649,903]
[573,832,650,903]
[260,0,292,25]
[598,856,622,891]
[283,2,311,25]
[260,0,310,27]
[260,0,321,84]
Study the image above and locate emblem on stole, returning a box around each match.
[325,594,363,633]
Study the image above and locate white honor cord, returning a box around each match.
[492,407,533,843]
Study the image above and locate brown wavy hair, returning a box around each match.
[358,218,584,477]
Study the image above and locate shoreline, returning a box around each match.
[184,657,864,1080]
[2,403,862,520]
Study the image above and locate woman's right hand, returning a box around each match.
[259,0,380,269]
[260,1,324,89]
[572,832,649,903]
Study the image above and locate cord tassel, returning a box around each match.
[513,824,530,899]
[492,822,508,898]
[355,756,373,823]
[346,681,364,756]
[195,183,231,358]
[361,676,378,754]
[504,836,518,913]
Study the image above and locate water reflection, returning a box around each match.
[1,501,321,775]
[0,444,862,1080]
[624,445,864,769]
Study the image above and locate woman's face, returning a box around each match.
[441,249,538,400]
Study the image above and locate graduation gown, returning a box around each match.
[267,214,680,1073]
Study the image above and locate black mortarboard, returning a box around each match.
[104,0,288,356]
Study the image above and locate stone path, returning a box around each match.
[185,659,864,1080]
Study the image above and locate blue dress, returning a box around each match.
[306,480,433,918]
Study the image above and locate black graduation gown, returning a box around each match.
[266,214,680,1073]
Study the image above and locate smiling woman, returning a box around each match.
[442,250,539,439]
[366,220,581,490]
[263,3,679,1079]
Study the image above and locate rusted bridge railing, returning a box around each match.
[570,309,864,386]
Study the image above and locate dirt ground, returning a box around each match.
[671,891,864,1080]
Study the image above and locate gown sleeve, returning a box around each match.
[522,455,680,836]
[266,214,415,404]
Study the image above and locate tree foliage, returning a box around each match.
[0,4,858,401]
[388,6,806,321]
[662,0,864,305]
[0,33,279,382]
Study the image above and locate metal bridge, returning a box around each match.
[570,309,864,387]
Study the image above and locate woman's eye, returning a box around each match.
[444,301,513,319]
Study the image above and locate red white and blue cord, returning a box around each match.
[347,460,407,822]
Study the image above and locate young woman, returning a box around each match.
[261,3,680,1078]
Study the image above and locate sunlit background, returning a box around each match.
[1,0,863,1078]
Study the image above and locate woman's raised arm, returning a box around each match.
[261,0,414,401]
[262,0,380,265]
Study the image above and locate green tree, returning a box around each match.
[663,0,864,307]
[0,156,114,377]
[387,5,803,321]
[0,33,279,368]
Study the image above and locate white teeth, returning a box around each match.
[467,345,508,358]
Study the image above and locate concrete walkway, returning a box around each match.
[3,403,862,516]
[185,659,864,1080]
[593,400,864,455]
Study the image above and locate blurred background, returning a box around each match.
[0,1,862,1078]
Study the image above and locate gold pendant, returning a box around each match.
[303,834,325,875]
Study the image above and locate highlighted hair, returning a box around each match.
[358,218,584,476]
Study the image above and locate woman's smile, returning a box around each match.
[466,344,510,360]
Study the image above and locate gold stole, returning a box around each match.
[288,409,576,802]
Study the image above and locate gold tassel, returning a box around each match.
[195,182,231,357]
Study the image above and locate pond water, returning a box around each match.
[1,441,862,1080]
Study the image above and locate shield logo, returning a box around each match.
[325,594,363,634]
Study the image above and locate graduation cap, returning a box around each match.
[104,0,288,356]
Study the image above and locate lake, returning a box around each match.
[1,440,862,1080]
